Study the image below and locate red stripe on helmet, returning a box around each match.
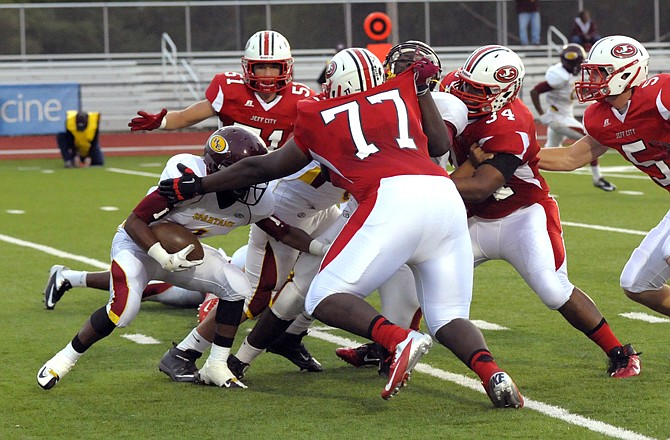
[261,31,271,57]
[351,48,375,89]
[463,45,504,72]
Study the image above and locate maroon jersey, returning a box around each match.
[453,98,551,219]
[292,70,448,203]
[583,73,670,191]
[205,72,315,150]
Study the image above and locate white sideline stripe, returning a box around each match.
[308,328,656,440]
[471,319,509,330]
[107,167,160,178]
[619,312,670,323]
[561,221,648,236]
[120,334,161,345]
[0,234,108,269]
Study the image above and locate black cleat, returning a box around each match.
[158,344,202,382]
[266,331,322,372]
[44,265,72,310]
[227,354,250,380]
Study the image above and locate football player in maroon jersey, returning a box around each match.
[446,45,640,379]
[159,47,525,407]
[538,35,670,319]
[127,30,324,372]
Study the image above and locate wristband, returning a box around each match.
[309,240,328,256]
[159,116,168,130]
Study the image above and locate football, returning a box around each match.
[149,222,204,261]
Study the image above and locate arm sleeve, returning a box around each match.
[132,189,171,223]
[482,153,522,183]
[255,215,291,241]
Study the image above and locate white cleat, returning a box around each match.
[195,358,247,389]
[485,371,524,408]
[37,353,76,390]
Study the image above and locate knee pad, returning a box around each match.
[271,281,306,320]
[90,306,116,336]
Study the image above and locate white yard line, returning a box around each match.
[309,328,658,440]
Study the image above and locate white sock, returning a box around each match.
[236,337,264,364]
[61,342,82,363]
[591,165,602,182]
[285,311,313,336]
[208,344,231,363]
[61,269,88,288]
[176,328,210,354]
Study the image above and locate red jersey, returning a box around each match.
[583,73,670,191]
[205,72,315,150]
[292,70,448,203]
[453,98,551,219]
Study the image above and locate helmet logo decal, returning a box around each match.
[494,66,519,82]
[208,134,229,153]
[325,61,337,79]
[611,44,638,59]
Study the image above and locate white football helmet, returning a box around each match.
[450,45,525,117]
[323,48,385,98]
[384,40,442,90]
[575,35,649,102]
[241,30,294,93]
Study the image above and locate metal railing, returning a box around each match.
[161,33,202,105]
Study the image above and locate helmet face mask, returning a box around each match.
[574,35,649,102]
[323,48,385,98]
[560,43,586,75]
[203,126,269,205]
[450,45,525,117]
[242,30,294,93]
[384,40,442,90]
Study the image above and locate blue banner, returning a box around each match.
[0,84,80,136]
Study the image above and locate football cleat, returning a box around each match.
[44,265,72,310]
[608,344,641,378]
[484,371,524,408]
[593,178,616,192]
[227,354,250,380]
[266,331,322,372]
[37,353,76,390]
[195,358,247,388]
[158,344,202,382]
[381,330,433,400]
[335,342,382,367]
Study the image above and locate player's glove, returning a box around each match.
[413,57,440,96]
[128,108,168,131]
[158,163,203,204]
[308,240,330,257]
[147,242,204,272]
[539,112,554,126]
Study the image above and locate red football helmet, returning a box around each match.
[241,30,294,93]
[203,126,269,205]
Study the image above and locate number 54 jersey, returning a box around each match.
[452,98,551,219]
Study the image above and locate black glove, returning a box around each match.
[158,163,203,204]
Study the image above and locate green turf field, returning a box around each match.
[1,152,668,440]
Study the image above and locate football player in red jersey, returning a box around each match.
[126,30,325,371]
[158,47,525,407]
[445,45,640,379]
[37,127,327,390]
[538,35,670,318]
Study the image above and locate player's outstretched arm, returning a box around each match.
[537,135,608,171]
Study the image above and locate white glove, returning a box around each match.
[147,242,203,272]
[539,112,554,126]
[308,239,330,257]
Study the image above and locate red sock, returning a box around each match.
[369,316,409,353]
[587,319,621,354]
[469,350,501,383]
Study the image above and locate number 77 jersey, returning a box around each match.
[292,70,448,202]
